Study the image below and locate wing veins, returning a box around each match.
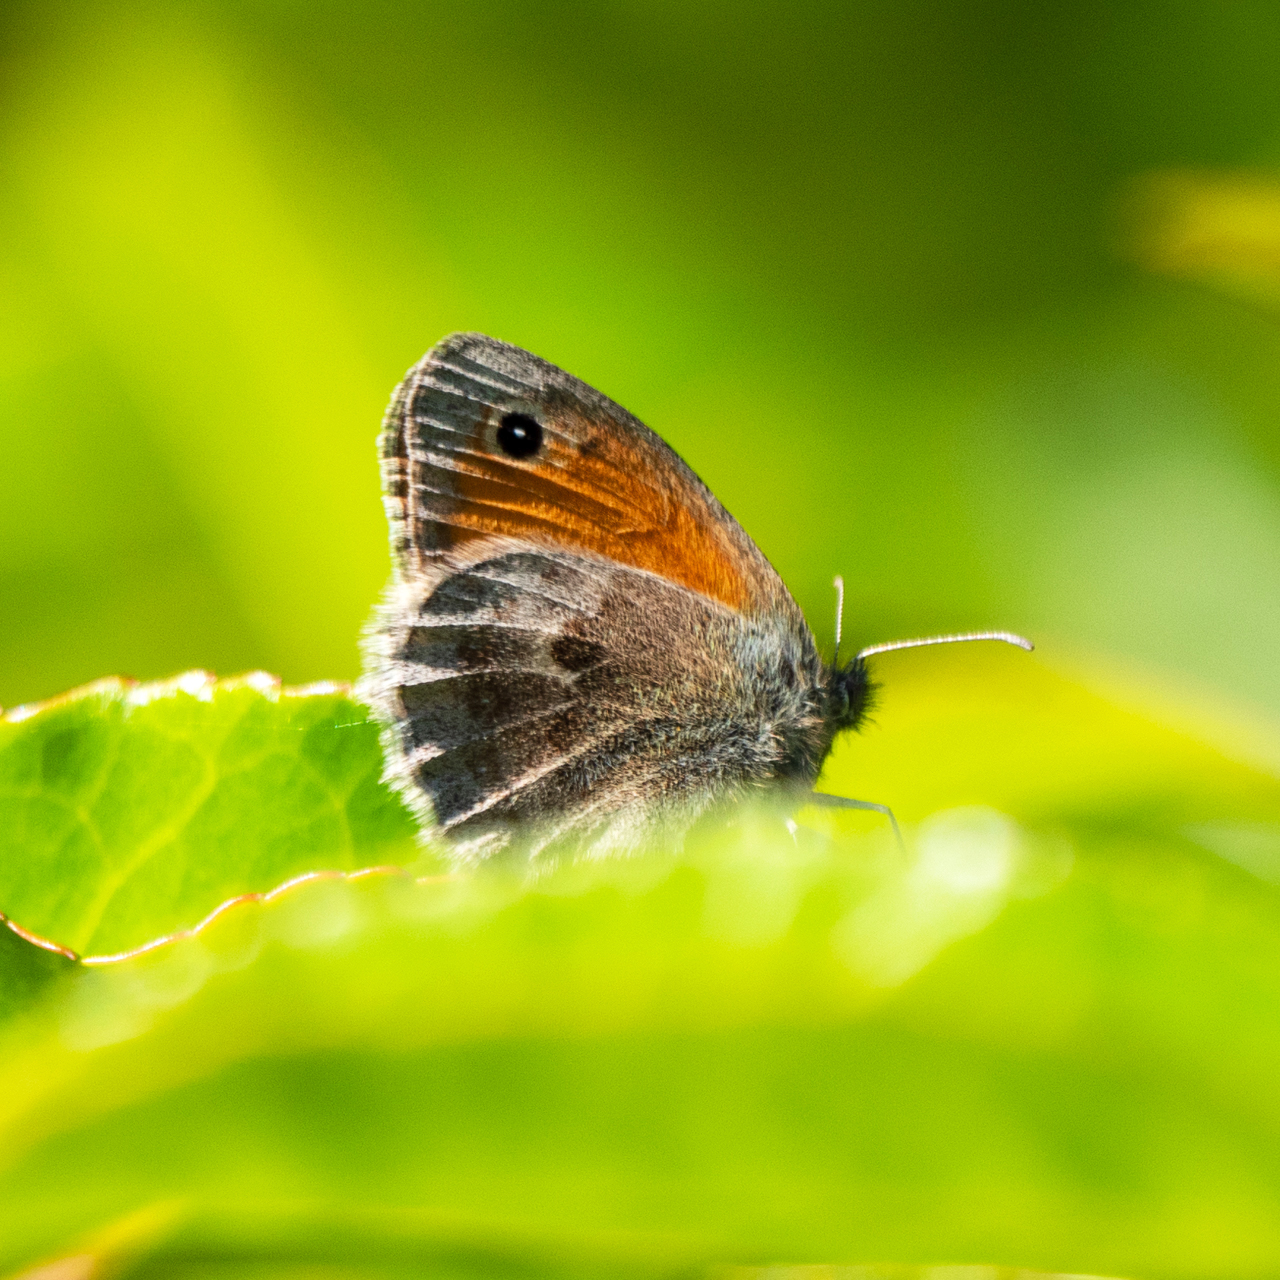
[440,709,706,831]
[412,475,646,529]
[439,727,626,829]
[413,449,649,522]
[402,700,585,769]
[431,359,536,398]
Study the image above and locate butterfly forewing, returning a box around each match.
[383,333,799,617]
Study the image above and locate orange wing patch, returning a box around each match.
[439,405,750,612]
[386,334,795,621]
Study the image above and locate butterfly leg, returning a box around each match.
[808,792,904,850]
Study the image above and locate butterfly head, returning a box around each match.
[822,654,873,740]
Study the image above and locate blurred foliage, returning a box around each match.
[5,0,1280,722]
[1125,168,1280,309]
[7,2,1280,1276]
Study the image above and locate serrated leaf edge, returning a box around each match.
[0,911,79,962]
[4,866,455,966]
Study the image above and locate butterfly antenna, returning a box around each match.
[857,630,1034,660]
[832,575,845,666]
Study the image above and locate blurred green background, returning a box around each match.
[5,0,1280,719]
[11,10,1280,1272]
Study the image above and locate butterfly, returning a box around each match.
[360,333,1029,863]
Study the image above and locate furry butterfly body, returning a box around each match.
[361,333,870,862]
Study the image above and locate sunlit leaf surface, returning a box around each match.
[0,672,420,957]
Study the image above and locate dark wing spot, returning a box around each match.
[497,413,543,458]
[550,634,605,673]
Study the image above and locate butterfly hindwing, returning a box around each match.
[364,547,824,860]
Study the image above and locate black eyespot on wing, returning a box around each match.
[550,634,605,673]
[497,412,543,458]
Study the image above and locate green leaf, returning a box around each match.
[0,672,421,958]
[3,652,1280,1277]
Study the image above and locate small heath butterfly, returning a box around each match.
[361,333,1029,862]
